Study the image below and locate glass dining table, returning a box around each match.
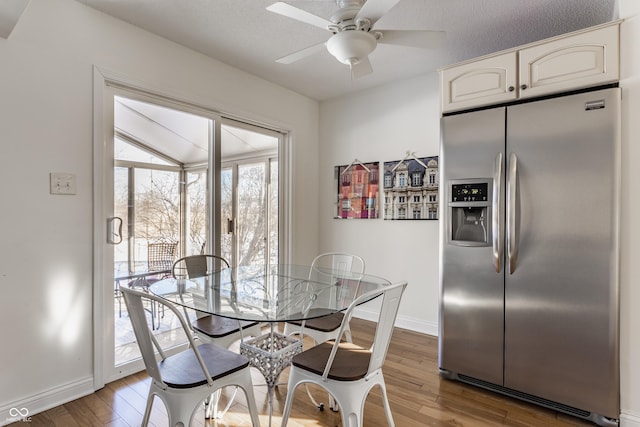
[147,263,391,423]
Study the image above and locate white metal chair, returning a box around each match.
[171,254,262,418]
[120,285,261,427]
[281,281,407,427]
[283,252,365,410]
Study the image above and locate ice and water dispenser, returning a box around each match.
[448,180,491,246]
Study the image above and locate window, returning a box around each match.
[412,172,422,186]
[384,173,392,188]
[413,195,420,203]
[398,174,406,187]
[413,209,421,219]
[398,196,405,203]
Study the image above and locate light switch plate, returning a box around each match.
[50,172,77,195]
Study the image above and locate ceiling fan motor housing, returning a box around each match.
[327,30,378,66]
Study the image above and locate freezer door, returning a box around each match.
[439,107,506,385]
[504,88,620,417]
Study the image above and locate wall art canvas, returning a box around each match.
[383,156,439,220]
[334,161,380,219]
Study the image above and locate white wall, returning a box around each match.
[619,1,640,425]
[0,0,319,420]
[319,74,441,334]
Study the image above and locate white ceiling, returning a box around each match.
[0,0,29,37]
[71,0,618,101]
[2,0,618,101]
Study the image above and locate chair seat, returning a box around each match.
[292,340,371,381]
[159,343,250,389]
[192,315,260,339]
[288,311,344,332]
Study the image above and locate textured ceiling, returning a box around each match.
[73,0,618,101]
[3,0,619,100]
[0,0,29,38]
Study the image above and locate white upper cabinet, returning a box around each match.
[440,21,620,113]
[518,24,619,99]
[441,52,517,113]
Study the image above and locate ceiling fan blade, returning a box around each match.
[266,2,333,30]
[355,0,401,25]
[378,30,446,48]
[276,42,326,64]
[351,56,373,79]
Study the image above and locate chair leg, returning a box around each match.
[163,393,200,427]
[303,383,325,410]
[204,389,221,419]
[204,387,239,419]
[142,390,155,427]
[238,372,261,427]
[280,384,296,427]
[378,379,395,427]
[330,386,364,427]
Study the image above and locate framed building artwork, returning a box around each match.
[383,154,439,220]
[334,160,380,219]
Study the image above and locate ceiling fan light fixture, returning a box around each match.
[326,30,377,66]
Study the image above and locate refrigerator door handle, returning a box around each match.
[492,153,503,273]
[507,152,519,274]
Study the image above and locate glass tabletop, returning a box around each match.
[148,264,391,322]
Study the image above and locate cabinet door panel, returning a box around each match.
[519,24,619,99]
[441,52,517,113]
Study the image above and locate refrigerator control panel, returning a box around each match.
[451,182,489,202]
[448,179,492,246]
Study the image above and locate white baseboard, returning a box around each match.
[622,410,640,427]
[353,307,438,337]
[0,377,94,426]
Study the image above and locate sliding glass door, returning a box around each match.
[97,85,284,384]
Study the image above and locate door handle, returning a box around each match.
[492,153,503,273]
[506,153,519,274]
[107,217,123,245]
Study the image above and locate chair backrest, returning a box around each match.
[309,252,366,306]
[322,281,407,380]
[148,241,178,273]
[172,254,230,280]
[311,252,365,276]
[120,285,214,387]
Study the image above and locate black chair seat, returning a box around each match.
[291,340,371,382]
[192,315,260,339]
[287,311,344,333]
[159,343,250,389]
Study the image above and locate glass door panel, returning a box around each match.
[113,163,185,367]
[238,162,266,267]
[269,159,279,265]
[133,168,180,262]
[219,120,279,268]
[185,170,207,256]
[221,167,233,263]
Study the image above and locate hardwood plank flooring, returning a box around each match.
[13,319,594,426]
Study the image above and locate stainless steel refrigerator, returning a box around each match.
[438,87,620,426]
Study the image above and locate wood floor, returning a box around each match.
[14,318,595,427]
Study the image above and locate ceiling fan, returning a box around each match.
[266,0,445,79]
